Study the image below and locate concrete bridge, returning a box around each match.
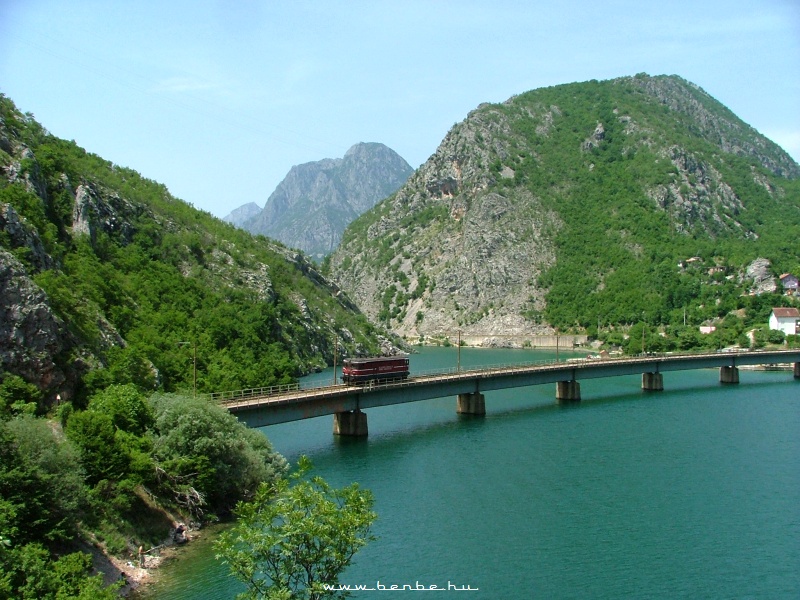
[216,350,800,436]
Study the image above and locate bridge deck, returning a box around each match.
[221,350,800,428]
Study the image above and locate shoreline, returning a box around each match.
[123,522,232,598]
[87,524,207,597]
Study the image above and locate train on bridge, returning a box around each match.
[341,356,410,383]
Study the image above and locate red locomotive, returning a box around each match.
[341,355,410,383]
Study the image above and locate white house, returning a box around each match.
[769,307,800,335]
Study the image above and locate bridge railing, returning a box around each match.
[213,349,798,405]
[211,354,679,404]
[211,383,301,403]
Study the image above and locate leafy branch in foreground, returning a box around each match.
[215,456,377,600]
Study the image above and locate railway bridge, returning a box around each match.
[215,350,800,436]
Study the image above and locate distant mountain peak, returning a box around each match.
[235,142,413,260]
[222,202,261,227]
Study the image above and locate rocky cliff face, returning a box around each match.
[0,250,75,393]
[330,111,560,342]
[239,142,413,260]
[328,74,799,343]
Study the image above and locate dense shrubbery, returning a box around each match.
[0,543,119,600]
[149,393,287,517]
[0,383,287,598]
[0,415,118,599]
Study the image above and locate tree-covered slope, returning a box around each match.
[0,94,390,407]
[327,74,800,344]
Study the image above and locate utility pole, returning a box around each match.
[555,328,559,362]
[333,334,338,385]
[457,330,461,372]
[642,319,646,355]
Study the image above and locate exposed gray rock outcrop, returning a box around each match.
[0,250,72,399]
[742,258,777,295]
[0,204,54,271]
[238,142,413,260]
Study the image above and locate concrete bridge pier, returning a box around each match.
[333,410,368,437]
[794,362,800,379]
[642,372,664,391]
[457,392,486,415]
[556,380,581,403]
[719,366,740,384]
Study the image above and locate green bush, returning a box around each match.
[0,374,42,417]
[149,393,287,517]
[1,417,87,545]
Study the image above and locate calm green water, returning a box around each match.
[139,347,800,599]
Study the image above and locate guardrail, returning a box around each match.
[211,382,301,403]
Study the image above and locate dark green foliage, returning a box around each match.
[0,417,117,598]
[149,393,288,518]
[0,543,120,600]
[0,374,42,417]
[0,391,291,597]
[65,410,131,486]
[0,417,86,545]
[82,347,158,393]
[55,389,285,529]
[87,384,153,436]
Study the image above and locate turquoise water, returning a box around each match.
[138,347,800,599]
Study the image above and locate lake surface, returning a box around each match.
[138,347,800,599]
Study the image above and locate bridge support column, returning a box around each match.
[642,372,664,391]
[457,392,485,415]
[719,366,739,384]
[556,380,581,403]
[333,410,368,437]
[794,362,800,379]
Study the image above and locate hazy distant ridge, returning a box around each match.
[222,202,261,227]
[232,142,413,260]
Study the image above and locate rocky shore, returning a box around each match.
[88,523,196,596]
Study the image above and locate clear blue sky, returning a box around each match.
[2,0,798,219]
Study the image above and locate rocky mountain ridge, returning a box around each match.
[328,74,800,344]
[233,142,413,260]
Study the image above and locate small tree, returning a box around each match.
[216,456,376,600]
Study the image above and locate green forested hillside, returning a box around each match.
[328,75,800,350]
[0,94,387,407]
[1,93,391,597]
[499,76,800,328]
